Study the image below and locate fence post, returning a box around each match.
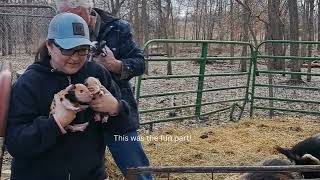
[127,168,138,180]
[136,75,142,102]
[136,41,151,102]
[250,49,258,117]
[195,42,208,118]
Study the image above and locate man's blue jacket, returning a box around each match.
[93,8,145,134]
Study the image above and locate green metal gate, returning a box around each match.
[251,40,320,117]
[136,39,254,131]
[136,39,320,130]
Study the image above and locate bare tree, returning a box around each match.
[155,0,173,74]
[217,0,224,40]
[192,0,200,40]
[230,0,235,62]
[183,1,190,39]
[267,0,284,70]
[288,0,302,82]
[133,0,143,46]
[301,0,308,57]
[206,0,215,40]
[165,0,173,75]
[110,0,127,16]
[235,0,250,72]
[1,14,7,56]
[141,0,149,43]
[1,0,10,56]
[307,0,315,82]
[318,0,320,51]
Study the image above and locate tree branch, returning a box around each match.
[234,0,250,12]
[255,10,268,25]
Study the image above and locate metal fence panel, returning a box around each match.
[136,39,254,131]
[252,40,320,117]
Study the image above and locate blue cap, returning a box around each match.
[47,12,92,49]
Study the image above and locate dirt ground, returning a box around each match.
[106,116,320,180]
[1,116,319,179]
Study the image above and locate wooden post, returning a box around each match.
[0,62,12,178]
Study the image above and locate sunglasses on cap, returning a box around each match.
[53,41,90,56]
[64,2,92,13]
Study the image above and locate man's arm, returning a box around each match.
[95,20,145,80]
[117,23,145,80]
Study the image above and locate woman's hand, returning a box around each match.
[52,94,78,127]
[90,89,119,115]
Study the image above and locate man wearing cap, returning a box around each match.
[55,0,152,180]
[6,12,129,180]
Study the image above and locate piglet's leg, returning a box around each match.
[61,99,80,111]
[94,113,101,121]
[66,122,89,132]
[79,105,90,111]
[102,115,109,123]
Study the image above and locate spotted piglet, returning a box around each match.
[84,77,110,123]
[50,84,93,132]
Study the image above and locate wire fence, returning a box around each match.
[0,4,56,57]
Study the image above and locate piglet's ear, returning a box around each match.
[275,146,300,163]
[84,77,89,84]
[65,90,77,103]
[65,84,75,91]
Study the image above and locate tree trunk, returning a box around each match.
[0,14,7,56]
[288,0,301,81]
[201,0,208,39]
[307,0,314,82]
[317,0,320,51]
[169,0,176,55]
[133,0,142,46]
[230,0,235,64]
[165,0,173,75]
[265,23,275,117]
[140,0,149,75]
[141,0,149,43]
[268,0,284,70]
[110,0,126,16]
[183,7,189,39]
[127,1,134,25]
[218,0,224,40]
[206,0,214,40]
[301,1,308,58]
[7,18,13,55]
[240,0,249,72]
[24,0,33,54]
[198,0,204,39]
[193,0,200,40]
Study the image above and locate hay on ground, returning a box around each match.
[106,117,320,180]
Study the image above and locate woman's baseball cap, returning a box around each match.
[47,12,92,49]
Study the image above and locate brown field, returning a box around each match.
[106,117,320,180]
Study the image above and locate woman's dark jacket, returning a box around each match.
[5,59,129,180]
